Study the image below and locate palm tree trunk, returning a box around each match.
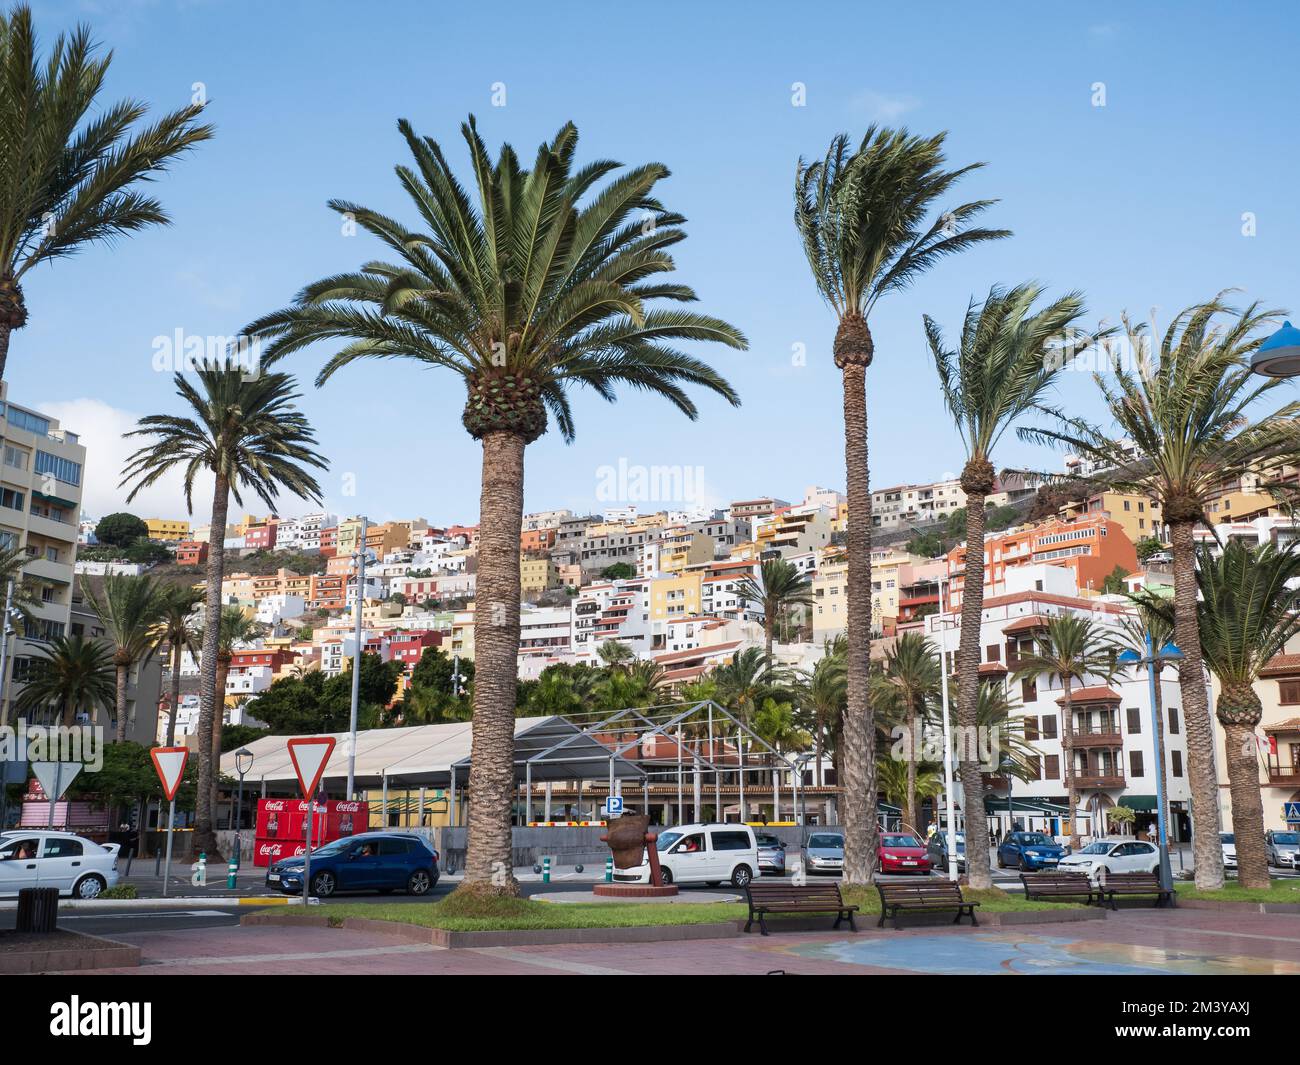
[840,360,877,884]
[764,615,774,669]
[906,708,919,834]
[166,641,183,746]
[814,719,825,787]
[956,491,991,886]
[1169,519,1224,890]
[1061,679,1080,849]
[210,657,230,821]
[193,475,230,862]
[1218,684,1270,889]
[459,431,526,896]
[114,661,130,743]
[0,323,10,384]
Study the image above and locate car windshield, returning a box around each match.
[1078,842,1113,855]
[882,835,921,848]
[807,834,843,849]
[1220,833,1235,844]
[656,831,683,852]
[1273,833,1300,845]
[1017,834,1052,846]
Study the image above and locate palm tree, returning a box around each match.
[0,4,213,380]
[198,606,263,812]
[0,542,42,727]
[1011,615,1122,848]
[154,585,202,745]
[12,633,113,726]
[120,367,327,858]
[597,640,636,670]
[712,647,781,726]
[78,572,166,742]
[795,638,846,787]
[753,697,810,757]
[794,127,1008,884]
[1118,589,1176,847]
[247,117,745,897]
[1022,297,1299,888]
[925,282,1106,887]
[734,558,814,667]
[1190,541,1300,889]
[871,632,941,837]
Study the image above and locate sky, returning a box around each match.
[14,0,1300,527]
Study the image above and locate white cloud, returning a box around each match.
[849,90,921,123]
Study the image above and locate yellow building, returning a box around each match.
[145,517,191,542]
[650,571,703,621]
[336,517,365,557]
[520,555,561,600]
[219,572,256,601]
[1204,489,1278,524]
[365,521,411,560]
[811,560,847,642]
[654,529,715,575]
[1060,490,1163,544]
[451,607,475,658]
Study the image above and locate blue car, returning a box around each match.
[996,831,1067,871]
[267,832,439,898]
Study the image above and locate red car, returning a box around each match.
[877,832,932,875]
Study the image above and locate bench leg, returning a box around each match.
[744,911,754,934]
[876,909,886,929]
[968,907,978,928]
[759,914,769,937]
[847,911,858,933]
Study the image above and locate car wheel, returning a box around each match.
[310,870,336,898]
[1019,855,1029,872]
[75,874,106,900]
[407,869,432,896]
[731,865,753,888]
[659,866,674,886]
[996,851,1006,869]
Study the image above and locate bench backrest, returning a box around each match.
[746,882,844,904]
[1021,872,1091,884]
[1105,872,1162,887]
[877,881,964,903]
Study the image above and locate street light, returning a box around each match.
[1250,320,1300,378]
[934,576,959,882]
[232,747,254,831]
[346,519,372,800]
[1118,637,1182,901]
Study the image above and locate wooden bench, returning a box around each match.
[1095,871,1172,910]
[1020,871,1098,905]
[877,880,979,930]
[744,882,859,936]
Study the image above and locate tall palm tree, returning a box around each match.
[1190,541,1300,889]
[1011,615,1122,848]
[78,572,166,742]
[154,585,202,745]
[1118,590,1176,847]
[734,558,814,667]
[925,282,1106,886]
[198,606,263,812]
[0,4,213,380]
[0,542,41,727]
[712,647,781,726]
[794,127,1008,884]
[247,117,745,897]
[871,632,941,836]
[12,633,113,726]
[120,367,327,858]
[597,640,635,670]
[795,638,846,787]
[1023,297,1299,888]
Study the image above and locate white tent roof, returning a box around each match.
[220,716,642,790]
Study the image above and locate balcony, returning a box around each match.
[1072,773,1124,789]
[1267,765,1300,787]
[1066,726,1123,748]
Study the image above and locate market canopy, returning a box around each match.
[219,716,645,792]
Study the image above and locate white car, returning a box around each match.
[616,823,757,888]
[1056,837,1160,879]
[0,831,121,899]
[1220,832,1237,869]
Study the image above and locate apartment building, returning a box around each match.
[175,540,208,566]
[755,507,833,558]
[521,527,557,554]
[520,555,561,600]
[871,477,966,530]
[144,517,191,542]
[1059,491,1164,544]
[570,580,652,658]
[638,528,714,578]
[61,591,162,744]
[243,516,279,551]
[523,508,573,531]
[729,498,789,524]
[577,518,663,576]
[251,567,314,601]
[946,515,1137,609]
[518,606,572,661]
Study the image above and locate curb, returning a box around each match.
[1177,898,1300,915]
[0,896,313,912]
[0,932,141,974]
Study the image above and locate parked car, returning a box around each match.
[996,831,1067,871]
[0,830,121,899]
[1057,837,1159,877]
[926,832,966,873]
[877,832,931,875]
[1220,832,1237,869]
[755,832,787,876]
[1266,830,1300,867]
[618,823,758,888]
[267,832,439,897]
[803,832,845,876]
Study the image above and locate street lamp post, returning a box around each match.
[935,576,959,882]
[232,747,254,831]
[1118,637,1182,902]
[346,518,369,800]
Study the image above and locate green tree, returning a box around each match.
[926,282,1103,886]
[1134,536,1165,563]
[1023,297,1299,889]
[1102,565,1130,594]
[871,632,941,836]
[599,562,636,580]
[0,4,213,380]
[794,638,845,786]
[153,585,202,745]
[905,529,945,559]
[79,572,167,742]
[12,633,114,727]
[794,126,1007,884]
[733,558,814,666]
[94,513,148,548]
[197,607,263,811]
[248,117,745,897]
[120,366,327,858]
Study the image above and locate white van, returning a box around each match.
[616,823,758,888]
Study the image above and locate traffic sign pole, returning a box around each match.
[149,747,190,900]
[285,737,336,907]
[302,800,315,906]
[162,799,177,897]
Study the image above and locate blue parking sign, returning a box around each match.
[604,796,624,816]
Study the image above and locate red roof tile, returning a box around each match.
[1057,685,1123,704]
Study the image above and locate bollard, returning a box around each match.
[604,856,613,883]
[227,852,239,889]
[542,855,551,883]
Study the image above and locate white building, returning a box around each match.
[255,593,306,626]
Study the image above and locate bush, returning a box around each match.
[100,884,139,900]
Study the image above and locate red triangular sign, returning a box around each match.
[287,737,336,799]
[151,747,189,801]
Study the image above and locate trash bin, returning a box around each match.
[16,887,59,934]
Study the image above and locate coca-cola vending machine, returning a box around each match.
[254,798,371,866]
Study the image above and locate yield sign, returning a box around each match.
[287,737,336,799]
[150,747,189,801]
[31,761,81,803]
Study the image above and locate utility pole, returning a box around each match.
[346,517,368,800]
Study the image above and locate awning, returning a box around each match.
[1120,794,1157,812]
[32,490,78,511]
[983,796,1069,814]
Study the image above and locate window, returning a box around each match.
[1027,755,1041,781]
[45,546,58,563]
[2,445,27,470]
[1042,714,1057,739]
[1021,678,1037,702]
[1024,716,1039,741]
[986,644,1000,663]
[42,838,82,858]
[34,450,81,486]
[1167,706,1180,735]
[4,406,49,435]
[0,488,23,512]
[378,839,411,856]
[709,830,753,851]
[1280,680,1300,706]
[1045,754,1060,779]
[1126,707,1142,734]
[1171,751,1183,777]
[1130,751,1144,778]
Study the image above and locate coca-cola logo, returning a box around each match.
[335,801,362,812]
[259,843,283,856]
[291,844,306,856]
[263,801,286,811]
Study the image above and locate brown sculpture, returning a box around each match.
[603,813,651,869]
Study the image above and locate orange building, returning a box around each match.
[521,527,557,553]
[175,540,208,567]
[946,515,1137,608]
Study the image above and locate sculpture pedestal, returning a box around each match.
[592,882,679,898]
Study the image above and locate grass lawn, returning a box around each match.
[1176,879,1300,903]
[300,883,1074,932]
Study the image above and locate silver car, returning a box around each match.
[1266,830,1300,867]
[804,832,844,876]
[755,832,787,876]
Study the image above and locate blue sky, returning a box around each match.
[15,0,1300,526]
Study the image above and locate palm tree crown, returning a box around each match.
[12,633,114,726]
[734,558,814,665]
[0,4,213,377]
[79,572,167,741]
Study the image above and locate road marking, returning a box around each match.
[148,943,440,966]
[63,910,234,920]
[469,946,633,975]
